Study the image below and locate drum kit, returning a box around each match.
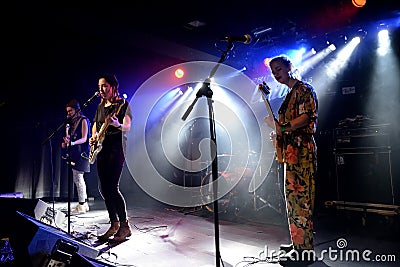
[199,151,285,217]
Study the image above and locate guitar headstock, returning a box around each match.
[258,82,271,97]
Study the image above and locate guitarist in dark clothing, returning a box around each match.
[62,99,91,215]
[90,73,132,242]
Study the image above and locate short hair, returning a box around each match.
[269,55,292,69]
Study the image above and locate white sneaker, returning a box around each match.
[70,203,88,215]
[83,202,89,212]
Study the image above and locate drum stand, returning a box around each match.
[252,158,285,215]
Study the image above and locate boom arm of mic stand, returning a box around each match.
[181,97,198,121]
[181,41,233,121]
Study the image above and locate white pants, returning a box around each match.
[72,169,87,203]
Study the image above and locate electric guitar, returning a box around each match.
[61,123,76,166]
[89,100,125,164]
[258,82,283,162]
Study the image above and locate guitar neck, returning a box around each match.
[259,82,278,123]
[97,121,109,140]
[96,100,125,139]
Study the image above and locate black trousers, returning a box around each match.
[97,145,128,222]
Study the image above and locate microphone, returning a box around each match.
[82,91,100,108]
[220,34,252,44]
[88,91,100,102]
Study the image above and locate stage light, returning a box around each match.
[355,28,367,40]
[311,48,317,55]
[263,57,271,67]
[377,29,390,56]
[174,68,184,79]
[352,0,366,8]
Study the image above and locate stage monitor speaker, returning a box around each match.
[9,211,99,267]
[335,149,394,205]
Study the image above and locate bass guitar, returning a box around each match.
[258,82,283,162]
[89,100,125,164]
[61,123,76,166]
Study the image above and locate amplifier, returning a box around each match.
[334,124,391,149]
[333,124,395,205]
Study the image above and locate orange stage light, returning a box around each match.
[352,0,366,8]
[174,68,184,79]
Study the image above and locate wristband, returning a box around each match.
[281,122,291,133]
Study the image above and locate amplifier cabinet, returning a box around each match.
[333,124,395,205]
[334,124,391,149]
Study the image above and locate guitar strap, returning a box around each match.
[70,116,83,137]
[278,81,299,118]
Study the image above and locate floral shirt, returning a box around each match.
[278,80,318,164]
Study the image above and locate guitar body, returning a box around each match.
[89,139,103,164]
[89,125,106,164]
[259,82,284,163]
[61,123,77,166]
[274,133,284,163]
[89,100,125,164]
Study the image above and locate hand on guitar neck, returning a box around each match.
[62,124,71,148]
[258,82,284,162]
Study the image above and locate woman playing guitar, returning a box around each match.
[89,73,132,242]
[262,55,318,266]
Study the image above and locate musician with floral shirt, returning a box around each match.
[264,55,318,266]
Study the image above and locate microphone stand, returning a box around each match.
[42,92,99,234]
[182,41,234,267]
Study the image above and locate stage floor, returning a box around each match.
[42,196,400,267]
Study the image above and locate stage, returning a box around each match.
[6,193,398,267]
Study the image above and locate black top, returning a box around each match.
[68,115,91,172]
[93,99,132,148]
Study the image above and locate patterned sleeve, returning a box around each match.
[300,84,318,123]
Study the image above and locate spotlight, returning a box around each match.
[328,44,336,51]
[311,48,317,54]
[377,28,390,56]
[263,57,271,67]
[355,28,367,39]
[174,68,184,79]
[352,0,366,8]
